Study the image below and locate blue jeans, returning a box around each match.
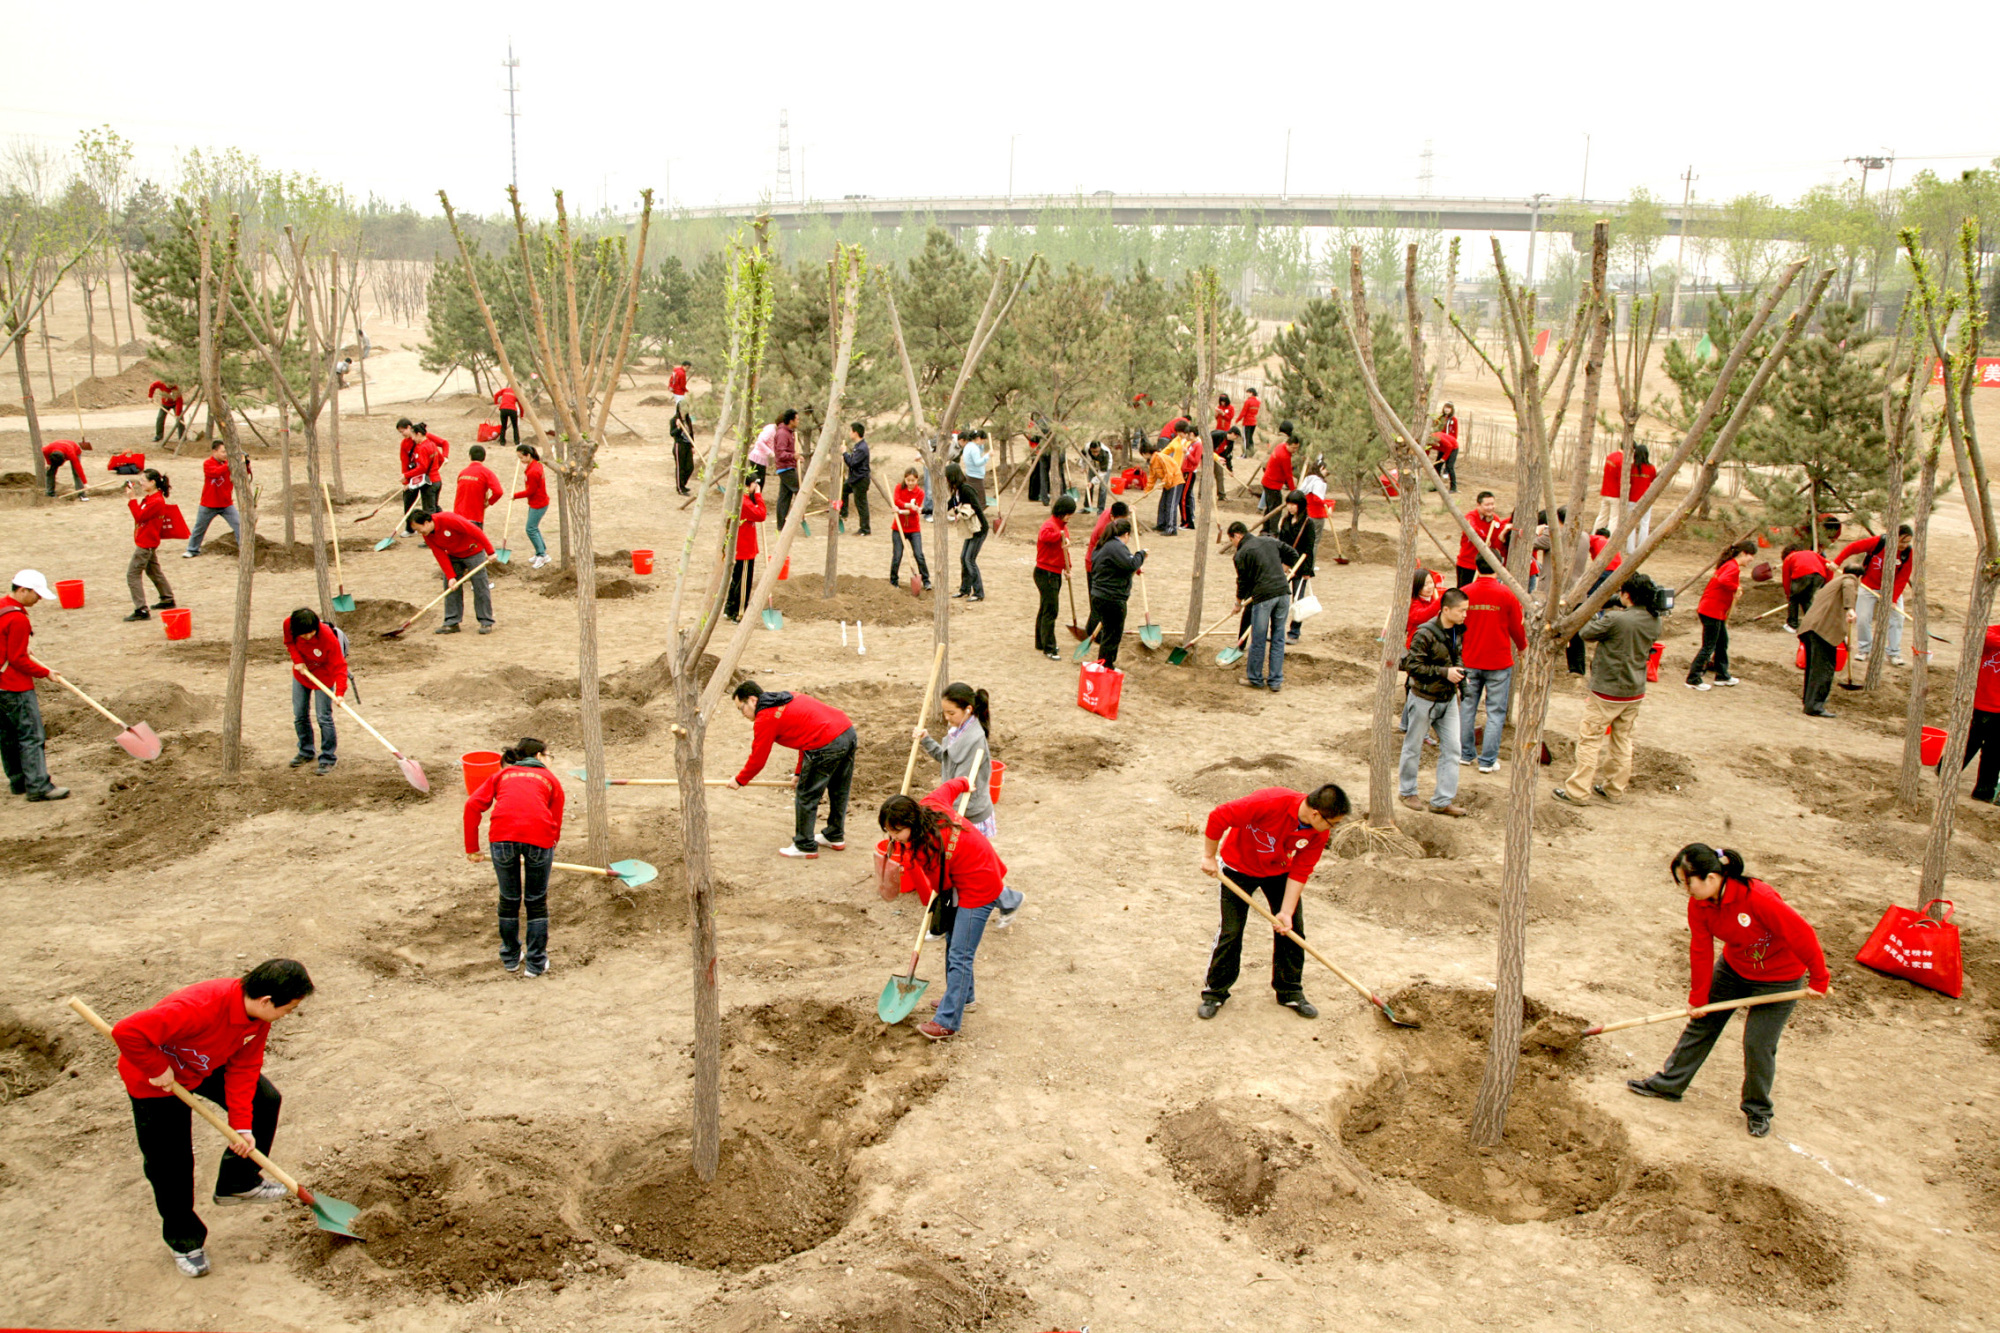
[524,505,548,558]
[291,679,336,761]
[1458,666,1513,766]
[933,901,993,1032]
[1156,483,1181,533]
[1855,585,1902,659]
[1399,695,1461,807]
[890,528,929,586]
[491,840,552,969]
[958,528,986,597]
[1246,592,1290,687]
[185,504,240,555]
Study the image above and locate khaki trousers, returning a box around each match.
[1563,693,1643,801]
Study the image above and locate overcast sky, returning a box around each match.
[5,0,1991,219]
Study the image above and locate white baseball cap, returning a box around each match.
[12,569,54,600]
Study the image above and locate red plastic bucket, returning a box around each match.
[778,557,790,581]
[462,750,503,794]
[55,579,84,609]
[161,608,192,640]
[631,549,654,574]
[989,760,1006,804]
[1922,727,1948,767]
[1795,641,1849,671]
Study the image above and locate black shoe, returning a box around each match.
[1804,708,1835,718]
[151,600,176,610]
[1196,999,1224,1020]
[25,787,69,802]
[953,589,971,599]
[1281,997,1319,1019]
[1747,1114,1771,1138]
[478,624,494,635]
[123,608,151,622]
[1044,650,1061,660]
[7,784,23,797]
[288,754,314,769]
[434,624,461,635]
[1626,1078,1682,1102]
[316,759,336,775]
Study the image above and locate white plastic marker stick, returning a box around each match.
[857,620,866,655]
[841,620,848,647]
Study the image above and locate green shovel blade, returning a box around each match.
[1216,646,1246,666]
[1166,646,1192,666]
[1140,623,1163,649]
[493,547,512,565]
[800,519,812,536]
[608,859,658,888]
[331,593,356,613]
[372,535,397,552]
[762,608,784,631]
[877,973,928,1024]
[303,1190,365,1239]
[1071,636,1098,664]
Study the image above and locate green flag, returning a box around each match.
[1694,332,1714,361]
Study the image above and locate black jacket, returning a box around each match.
[842,437,870,485]
[1233,534,1302,604]
[1089,536,1145,603]
[1261,508,1317,579]
[1404,619,1461,702]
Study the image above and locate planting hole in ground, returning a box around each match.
[1154,1097,1382,1256]
[0,1011,70,1102]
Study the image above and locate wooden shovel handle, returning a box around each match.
[295,664,403,761]
[1584,986,1811,1037]
[322,483,346,586]
[48,673,129,729]
[900,643,948,796]
[1217,870,1384,1009]
[399,556,493,628]
[896,754,982,977]
[495,453,522,547]
[1185,604,1245,648]
[66,998,303,1195]
[552,861,616,877]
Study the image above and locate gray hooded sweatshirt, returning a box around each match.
[919,715,992,823]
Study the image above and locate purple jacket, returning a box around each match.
[774,424,797,471]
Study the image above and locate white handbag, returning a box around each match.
[1291,580,1323,621]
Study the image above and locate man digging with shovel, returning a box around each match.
[0,570,68,801]
[1197,783,1348,1021]
[109,960,316,1277]
[730,679,857,859]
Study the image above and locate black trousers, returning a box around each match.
[1240,423,1256,456]
[1455,564,1478,589]
[419,481,442,517]
[1083,594,1128,669]
[776,469,799,526]
[1959,708,2000,801]
[1647,961,1802,1120]
[44,458,85,495]
[498,408,520,446]
[891,529,928,587]
[1802,631,1838,713]
[1687,613,1731,682]
[1034,567,1063,653]
[843,478,870,533]
[725,557,755,620]
[674,434,695,494]
[1440,451,1458,492]
[1202,869,1306,1003]
[1786,574,1823,631]
[130,1072,282,1253]
[794,727,856,852]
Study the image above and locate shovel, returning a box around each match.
[1215,622,1254,667]
[492,453,522,565]
[379,558,492,638]
[1582,987,1810,1037]
[1070,624,1102,664]
[1330,528,1351,566]
[350,487,404,524]
[567,767,789,788]
[323,483,354,612]
[67,998,363,1239]
[1135,566,1162,650]
[1168,605,1243,667]
[295,665,429,792]
[1059,539,1088,641]
[553,859,659,888]
[900,644,950,794]
[1217,871,1420,1028]
[760,577,783,631]
[877,750,980,1023]
[49,673,161,760]
[374,491,422,551]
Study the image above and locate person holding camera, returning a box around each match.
[1555,573,1666,806]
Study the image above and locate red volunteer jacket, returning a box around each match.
[1696,560,1742,620]
[1085,507,1117,571]
[1978,626,2000,713]
[898,777,1008,910]
[422,511,495,577]
[1035,516,1070,573]
[112,978,270,1130]
[284,621,348,696]
[0,598,50,692]
[1599,451,1624,499]
[1456,510,1505,571]
[1587,532,1623,573]
[735,490,767,560]
[1461,574,1526,669]
[464,760,564,853]
[516,459,549,509]
[736,693,852,784]
[43,440,85,481]
[1687,878,1830,1006]
[1215,403,1235,435]
[1626,463,1657,502]
[1780,549,1834,594]
[1205,787,1329,882]
[199,456,237,509]
[129,492,166,548]
[1239,395,1259,427]
[1180,435,1202,477]
[1406,594,1441,648]
[147,381,184,413]
[668,366,689,395]
[415,435,449,481]
[398,433,419,477]
[1261,443,1295,493]
[893,484,924,535]
[493,387,519,412]
[453,462,503,522]
[1835,536,1914,600]
[404,441,441,486]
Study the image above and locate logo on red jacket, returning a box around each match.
[1738,913,1752,928]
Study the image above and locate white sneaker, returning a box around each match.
[992,909,1017,929]
[778,845,818,859]
[180,550,200,558]
[172,1247,211,1278]
[214,1179,286,1205]
[1686,681,1711,691]
[1715,677,1740,686]
[1477,762,1499,773]
[1890,656,1907,667]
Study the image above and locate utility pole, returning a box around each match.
[1668,165,1695,332]
[1281,128,1292,200]
[1580,133,1591,201]
[1845,152,1891,308]
[776,110,793,202]
[1525,192,1548,289]
[502,42,521,193]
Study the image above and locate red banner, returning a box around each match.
[1928,356,2000,386]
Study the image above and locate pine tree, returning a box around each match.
[1268,298,1412,531]
[1734,298,1892,527]
[129,198,283,405]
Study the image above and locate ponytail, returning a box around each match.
[502,736,547,765]
[1668,842,1746,884]
[144,467,170,498]
[517,443,540,462]
[941,682,992,738]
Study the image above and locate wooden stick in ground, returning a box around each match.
[494,451,523,556]
[900,643,948,795]
[1583,988,1810,1037]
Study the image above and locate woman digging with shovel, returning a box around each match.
[913,683,1023,935]
[878,775,1011,1041]
[1033,495,1078,659]
[465,737,565,977]
[1627,844,1830,1138]
[283,608,347,775]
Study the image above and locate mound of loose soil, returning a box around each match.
[813,681,928,798]
[638,394,673,406]
[534,568,654,599]
[1339,984,1627,1223]
[47,358,165,410]
[1173,752,1347,807]
[1582,1165,1846,1307]
[0,1011,70,1102]
[337,598,420,635]
[999,731,1122,783]
[1731,658,1949,730]
[1320,859,1584,930]
[106,680,212,731]
[203,532,382,567]
[773,572,936,627]
[522,699,653,746]
[1324,526,1398,566]
[168,625,439,675]
[698,1239,1028,1333]
[1155,1097,1373,1247]
[0,468,33,483]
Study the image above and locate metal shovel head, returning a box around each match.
[800,519,812,537]
[1140,622,1163,649]
[331,592,356,613]
[1215,645,1247,666]
[301,1188,365,1239]
[372,535,397,552]
[991,514,1006,535]
[1068,623,1088,641]
[906,573,923,599]
[608,859,658,888]
[761,607,784,631]
[396,755,430,793]
[493,546,512,565]
[877,972,929,1024]
[116,722,163,761]
[1070,635,1099,664]
[1166,645,1193,666]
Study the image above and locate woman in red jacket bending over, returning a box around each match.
[124,468,176,621]
[465,737,565,978]
[1628,844,1830,1137]
[878,776,1014,1040]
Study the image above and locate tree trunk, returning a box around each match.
[121,256,138,357]
[327,252,346,501]
[1918,566,1998,905]
[78,273,97,379]
[1467,635,1557,1143]
[1863,441,1904,693]
[929,442,952,694]
[556,472,572,570]
[197,208,254,777]
[1897,446,1941,806]
[1369,437,1423,827]
[1181,282,1217,644]
[671,665,721,1181]
[15,337,45,494]
[280,404,295,546]
[300,425,335,620]
[104,268,123,373]
[568,471,613,866]
[823,446,843,598]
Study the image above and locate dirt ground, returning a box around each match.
[2,290,2000,1333]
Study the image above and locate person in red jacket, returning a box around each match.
[1260,427,1296,513]
[464,737,565,976]
[1428,403,1460,493]
[1779,543,1834,631]
[148,379,186,443]
[1238,387,1261,457]
[124,469,176,621]
[1954,625,2000,802]
[1085,499,1127,574]
[1622,444,1658,551]
[877,775,1011,1039]
[41,438,88,497]
[668,360,690,406]
[889,467,930,591]
[492,384,521,445]
[1630,845,1829,1137]
[1594,447,1625,533]
[283,607,346,773]
[1196,783,1349,1020]
[1836,524,1914,664]
[392,418,422,532]
[730,679,856,859]
[183,439,247,558]
[453,444,504,527]
[1686,541,1753,689]
[514,442,552,567]
[1459,563,1526,772]
[1214,392,1235,438]
[724,481,767,621]
[410,509,495,634]
[1398,568,1445,735]
[405,426,445,519]
[112,959,316,1277]
[1,569,65,800]
[1033,495,1076,658]
[1178,428,1204,529]
[1454,490,1507,588]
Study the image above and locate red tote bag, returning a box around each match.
[1077,663,1123,721]
[161,504,191,540]
[1855,899,1963,997]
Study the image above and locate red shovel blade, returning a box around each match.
[906,573,923,599]
[117,722,162,761]
[397,756,430,793]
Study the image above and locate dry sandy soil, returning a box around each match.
[1,291,1998,1333]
